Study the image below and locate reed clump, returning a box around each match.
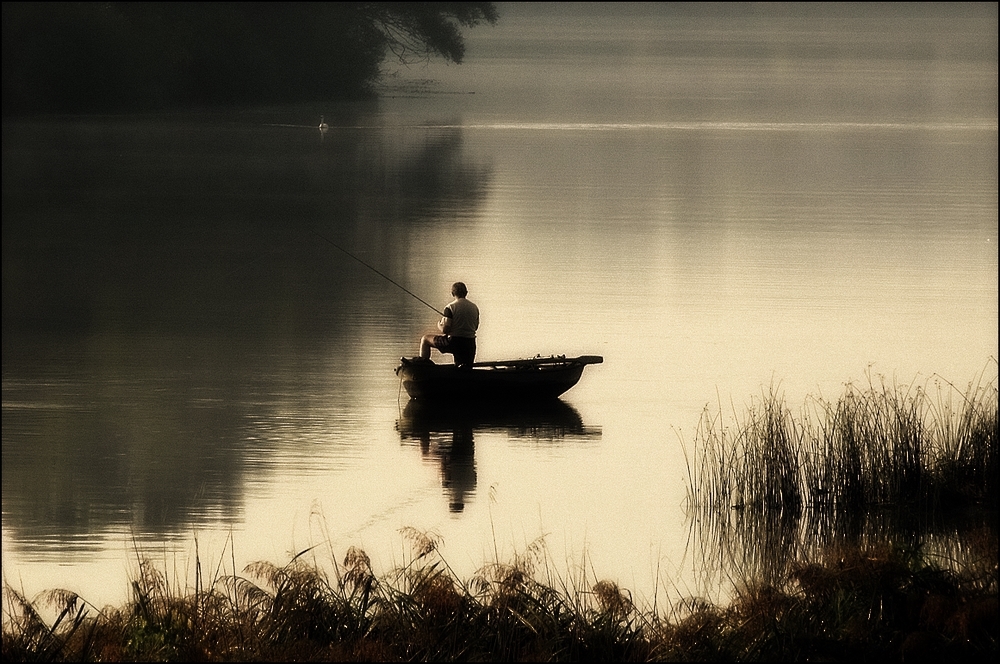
[686,368,998,514]
[676,367,998,661]
[3,531,997,662]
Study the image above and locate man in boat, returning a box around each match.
[418,282,480,368]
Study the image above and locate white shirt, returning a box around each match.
[441,297,479,338]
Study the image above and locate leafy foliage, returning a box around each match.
[2,2,498,115]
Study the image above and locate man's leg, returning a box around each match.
[419,334,434,360]
[453,338,476,368]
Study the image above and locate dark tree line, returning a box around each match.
[2,2,498,115]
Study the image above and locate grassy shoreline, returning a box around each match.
[4,370,996,661]
[3,534,996,662]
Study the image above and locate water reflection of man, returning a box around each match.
[408,425,477,513]
[418,282,480,368]
[442,425,476,512]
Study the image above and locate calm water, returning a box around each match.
[3,8,997,609]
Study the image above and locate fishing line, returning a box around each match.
[310,229,444,316]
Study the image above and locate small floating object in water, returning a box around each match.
[318,115,328,131]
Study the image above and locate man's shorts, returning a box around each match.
[432,335,476,368]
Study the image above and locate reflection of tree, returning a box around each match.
[350,127,494,230]
[1,335,256,552]
[397,399,600,512]
[2,107,496,547]
[2,112,492,336]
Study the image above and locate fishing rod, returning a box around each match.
[310,229,444,316]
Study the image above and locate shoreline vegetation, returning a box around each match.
[4,369,996,662]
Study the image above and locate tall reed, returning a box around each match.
[687,367,998,515]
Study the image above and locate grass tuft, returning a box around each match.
[4,532,995,662]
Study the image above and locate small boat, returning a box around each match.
[395,355,603,402]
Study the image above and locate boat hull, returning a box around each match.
[395,355,602,402]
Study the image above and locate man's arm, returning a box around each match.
[437,306,453,333]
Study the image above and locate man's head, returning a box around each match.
[452,282,468,298]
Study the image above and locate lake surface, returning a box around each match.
[3,7,997,610]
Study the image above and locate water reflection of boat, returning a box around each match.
[397,398,600,440]
[395,355,603,402]
[397,399,601,512]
